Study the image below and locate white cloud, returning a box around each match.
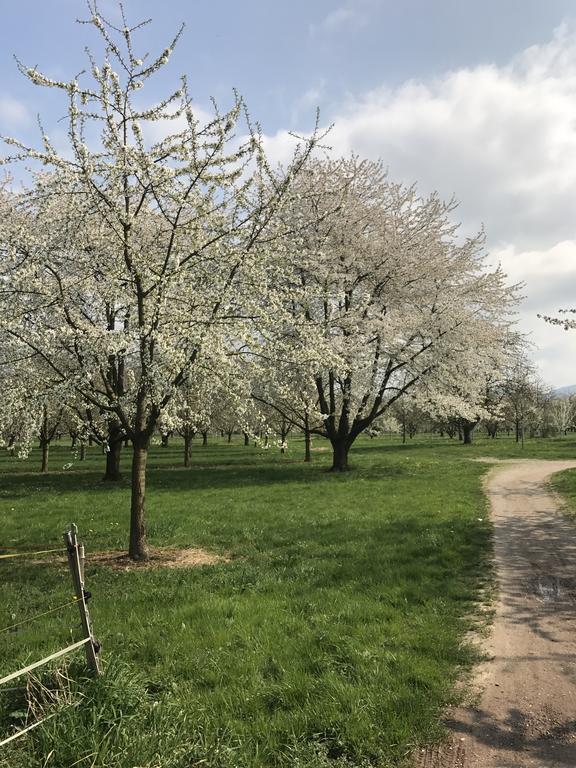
[263,23,576,385]
[0,96,29,129]
[322,25,576,250]
[321,7,357,32]
[261,130,301,168]
[290,80,326,126]
[492,241,576,282]
[491,241,576,385]
[310,0,377,37]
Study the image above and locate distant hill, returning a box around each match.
[552,385,576,398]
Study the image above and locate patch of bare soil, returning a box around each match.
[89,546,229,570]
[437,459,576,768]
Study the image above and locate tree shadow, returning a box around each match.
[447,706,576,766]
[0,455,417,501]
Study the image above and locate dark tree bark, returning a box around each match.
[202,430,208,447]
[243,431,250,446]
[39,404,62,473]
[279,418,290,454]
[183,427,194,467]
[304,430,312,462]
[129,441,150,561]
[330,438,350,471]
[227,430,233,443]
[104,440,122,480]
[40,439,49,473]
[103,420,124,481]
[486,423,498,439]
[304,414,312,463]
[461,418,479,445]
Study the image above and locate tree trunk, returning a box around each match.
[40,405,49,473]
[304,414,312,463]
[330,439,350,472]
[80,442,86,461]
[280,419,289,453]
[40,440,49,473]
[243,431,249,446]
[103,421,123,481]
[184,431,193,467]
[202,430,208,447]
[304,428,312,462]
[161,433,169,448]
[462,422,476,445]
[129,442,150,561]
[104,440,122,480]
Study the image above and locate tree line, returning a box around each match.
[0,3,523,559]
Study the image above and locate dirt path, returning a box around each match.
[439,459,576,768]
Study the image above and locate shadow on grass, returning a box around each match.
[1,509,492,617]
[0,458,418,500]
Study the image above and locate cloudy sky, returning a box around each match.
[1,0,575,385]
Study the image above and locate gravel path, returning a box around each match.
[441,459,576,768]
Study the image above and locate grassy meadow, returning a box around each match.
[2,432,576,767]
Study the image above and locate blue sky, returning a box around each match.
[2,0,576,385]
[2,0,575,133]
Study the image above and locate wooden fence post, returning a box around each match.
[63,523,101,675]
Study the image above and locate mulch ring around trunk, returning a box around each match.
[89,546,230,570]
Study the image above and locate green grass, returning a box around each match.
[1,432,575,767]
[549,463,576,519]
